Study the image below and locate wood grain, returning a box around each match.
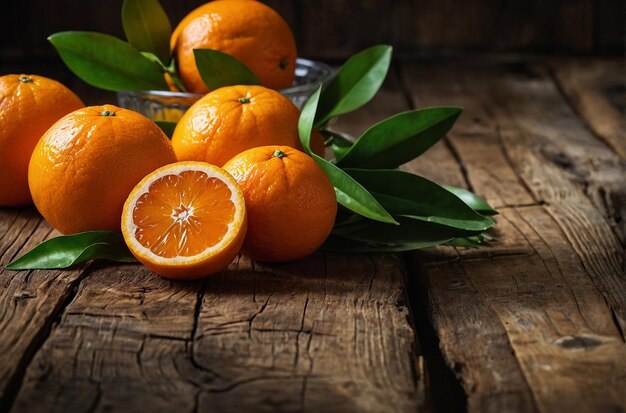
[402,58,626,412]
[551,59,626,159]
[415,206,626,413]
[10,255,425,413]
[0,210,88,411]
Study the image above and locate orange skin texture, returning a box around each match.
[0,74,84,206]
[28,105,177,234]
[122,162,247,280]
[170,0,259,52]
[172,0,297,93]
[223,145,337,262]
[172,85,303,166]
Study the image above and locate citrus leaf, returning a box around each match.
[122,0,172,64]
[336,107,462,168]
[320,130,354,161]
[48,31,168,91]
[194,49,260,90]
[329,216,480,252]
[314,155,397,224]
[155,120,176,138]
[445,233,493,248]
[315,45,392,127]
[443,185,499,216]
[299,84,395,224]
[298,85,322,153]
[6,231,137,270]
[322,233,454,253]
[346,169,494,231]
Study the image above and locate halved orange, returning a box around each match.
[121,161,247,279]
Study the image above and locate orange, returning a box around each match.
[169,3,206,52]
[122,161,247,279]
[169,0,259,52]
[172,0,297,93]
[172,84,303,166]
[0,74,84,206]
[223,145,337,262]
[28,104,177,234]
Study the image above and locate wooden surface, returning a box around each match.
[0,57,624,412]
[1,0,624,62]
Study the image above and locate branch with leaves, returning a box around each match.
[295,45,496,253]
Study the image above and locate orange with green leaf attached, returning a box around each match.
[171,0,297,93]
[0,74,84,206]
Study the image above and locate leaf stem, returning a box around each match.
[141,51,188,92]
[165,58,188,92]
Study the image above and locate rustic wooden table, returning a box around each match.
[0,57,624,413]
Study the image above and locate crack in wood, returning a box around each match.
[0,263,94,412]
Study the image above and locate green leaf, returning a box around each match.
[330,216,480,250]
[298,83,394,224]
[443,185,498,216]
[6,231,137,270]
[155,120,176,138]
[337,107,462,168]
[322,233,453,253]
[48,31,168,91]
[194,49,260,90]
[445,233,493,248]
[122,0,172,64]
[315,45,392,126]
[314,155,396,224]
[346,169,494,231]
[320,130,354,161]
[298,85,322,153]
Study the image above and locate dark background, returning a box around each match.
[0,0,622,103]
[1,0,623,62]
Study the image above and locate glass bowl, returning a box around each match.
[116,58,334,122]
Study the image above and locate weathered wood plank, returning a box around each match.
[0,209,89,411]
[195,255,421,412]
[551,59,626,159]
[416,206,626,413]
[405,57,626,256]
[10,255,424,412]
[402,59,626,412]
[10,263,201,413]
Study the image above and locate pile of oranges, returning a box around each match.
[0,0,337,279]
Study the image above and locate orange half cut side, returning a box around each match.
[122,161,247,279]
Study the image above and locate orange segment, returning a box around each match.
[122,161,247,280]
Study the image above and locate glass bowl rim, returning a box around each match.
[117,58,334,99]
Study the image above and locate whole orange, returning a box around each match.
[0,74,84,206]
[29,105,177,234]
[172,84,302,166]
[223,145,337,262]
[172,0,297,93]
